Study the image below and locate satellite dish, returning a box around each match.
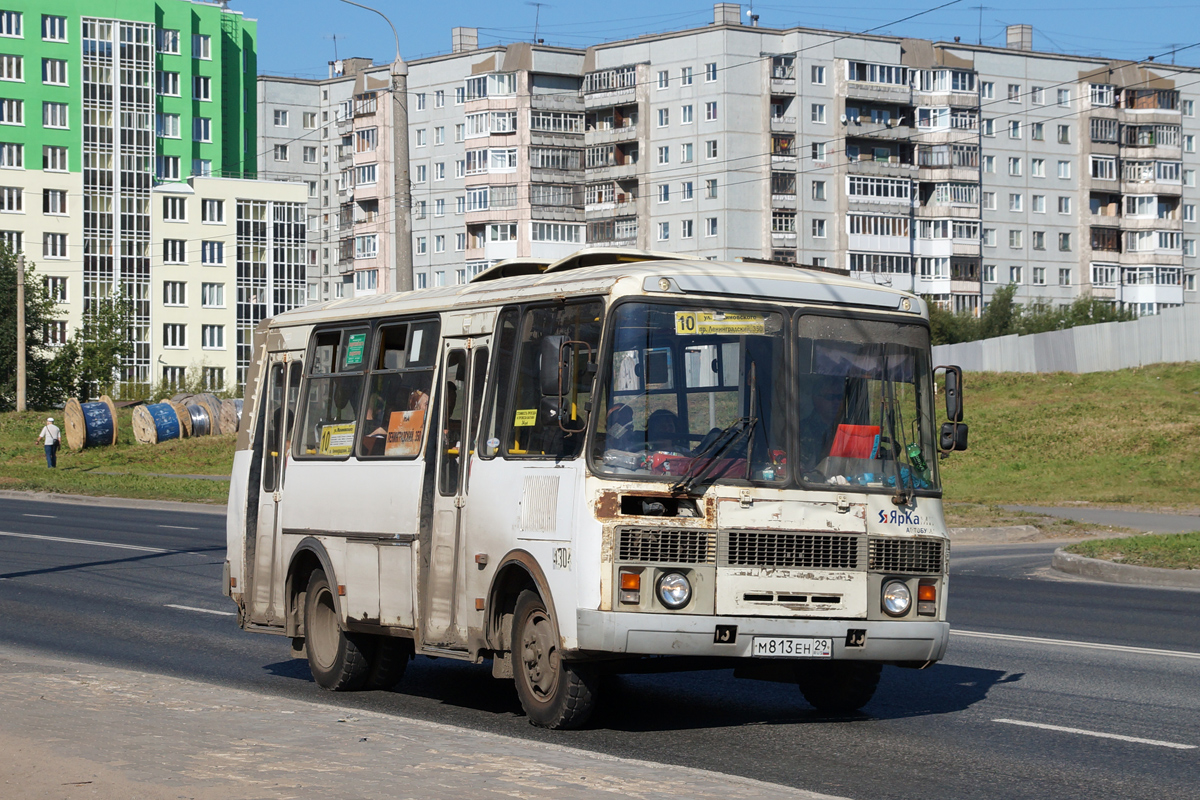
[840,114,848,124]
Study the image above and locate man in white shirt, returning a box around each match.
[37,417,62,468]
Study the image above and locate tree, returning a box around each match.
[979,283,1018,339]
[0,246,76,411]
[73,289,133,400]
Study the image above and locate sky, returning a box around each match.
[237,0,1200,79]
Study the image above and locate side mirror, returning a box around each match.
[940,422,968,452]
[939,364,964,422]
[539,335,568,397]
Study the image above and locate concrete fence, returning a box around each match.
[931,303,1200,373]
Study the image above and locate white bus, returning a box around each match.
[225,249,968,729]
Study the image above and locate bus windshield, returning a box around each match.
[795,314,939,493]
[591,302,789,485]
[590,302,940,494]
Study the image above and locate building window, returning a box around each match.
[157,28,179,54]
[1032,267,1046,285]
[43,15,66,41]
[0,229,21,250]
[192,33,211,60]
[42,102,67,128]
[983,155,994,173]
[811,65,825,85]
[657,146,669,165]
[705,62,717,82]
[705,217,718,236]
[355,234,378,259]
[156,71,179,96]
[1009,120,1021,139]
[705,178,717,198]
[43,275,67,302]
[1059,232,1072,251]
[43,232,66,259]
[657,183,669,203]
[657,108,669,127]
[657,70,668,89]
[164,239,186,264]
[1008,230,1023,249]
[415,236,427,255]
[201,198,223,223]
[983,264,996,283]
[1007,84,1020,102]
[302,146,316,163]
[811,103,826,123]
[163,324,186,349]
[201,283,224,308]
[657,221,670,241]
[704,101,717,121]
[162,196,186,221]
[1057,88,1070,107]
[415,93,425,110]
[43,320,67,347]
[156,113,179,138]
[0,11,20,38]
[681,181,694,200]
[680,142,693,163]
[356,164,376,185]
[1009,193,1022,212]
[812,180,826,201]
[1008,157,1021,176]
[42,58,67,85]
[201,241,223,265]
[0,185,21,211]
[1058,268,1071,286]
[273,144,288,162]
[1031,158,1044,178]
[202,325,224,350]
[1030,122,1044,141]
[1031,86,1044,105]
[706,140,718,159]
[1058,196,1071,214]
[812,218,826,238]
[1009,266,1023,284]
[1032,231,1045,250]
[681,219,694,239]
[1032,194,1045,213]
[163,280,186,306]
[1058,124,1071,144]
[193,117,211,142]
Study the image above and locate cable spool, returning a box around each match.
[63,396,118,451]
[219,399,241,435]
[170,401,193,437]
[132,402,183,445]
[185,403,212,437]
[193,393,223,435]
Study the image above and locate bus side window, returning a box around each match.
[262,363,286,492]
[478,307,520,459]
[358,320,439,459]
[506,300,603,459]
[297,328,368,458]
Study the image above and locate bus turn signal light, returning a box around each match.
[918,585,936,602]
[619,571,641,605]
[917,581,936,616]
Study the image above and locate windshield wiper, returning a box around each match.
[880,356,912,505]
[670,362,759,496]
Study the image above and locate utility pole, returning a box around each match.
[339,0,412,293]
[16,252,25,411]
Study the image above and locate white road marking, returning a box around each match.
[993,719,1196,750]
[0,530,168,553]
[952,629,1200,661]
[22,514,56,519]
[165,604,236,617]
[158,525,199,531]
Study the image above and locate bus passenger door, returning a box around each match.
[248,355,301,626]
[422,336,489,650]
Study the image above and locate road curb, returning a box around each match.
[1051,548,1200,589]
[0,489,225,516]
[948,525,1043,543]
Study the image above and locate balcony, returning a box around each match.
[771,193,797,209]
[769,116,796,133]
[915,204,979,219]
[847,152,916,177]
[587,124,638,144]
[587,161,639,181]
[844,81,911,104]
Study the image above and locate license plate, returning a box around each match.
[751,636,833,659]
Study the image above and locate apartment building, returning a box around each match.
[258,34,586,302]
[0,0,292,393]
[258,4,1198,313]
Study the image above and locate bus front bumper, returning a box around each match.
[575,610,949,663]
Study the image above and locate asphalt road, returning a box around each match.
[1,496,1198,800]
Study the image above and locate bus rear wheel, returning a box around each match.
[365,637,413,690]
[303,568,373,691]
[512,590,597,729]
[796,662,881,713]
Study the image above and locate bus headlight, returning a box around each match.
[881,580,912,616]
[657,572,692,609]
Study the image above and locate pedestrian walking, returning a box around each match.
[37,417,61,468]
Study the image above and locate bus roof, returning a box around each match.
[270,254,925,329]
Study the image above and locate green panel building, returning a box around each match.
[0,0,257,387]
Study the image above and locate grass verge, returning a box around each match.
[0,409,234,504]
[1064,532,1200,570]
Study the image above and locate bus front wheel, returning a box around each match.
[303,568,373,691]
[796,662,881,713]
[512,590,597,729]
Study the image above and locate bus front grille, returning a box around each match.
[617,527,716,564]
[868,537,945,574]
[722,531,862,570]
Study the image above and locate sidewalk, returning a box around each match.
[0,645,844,800]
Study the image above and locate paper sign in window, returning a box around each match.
[385,409,425,457]
[513,408,538,427]
[319,422,357,456]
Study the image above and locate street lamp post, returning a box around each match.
[339,0,413,293]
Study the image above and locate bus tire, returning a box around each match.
[365,637,413,690]
[303,568,373,691]
[512,589,597,729]
[796,662,881,713]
